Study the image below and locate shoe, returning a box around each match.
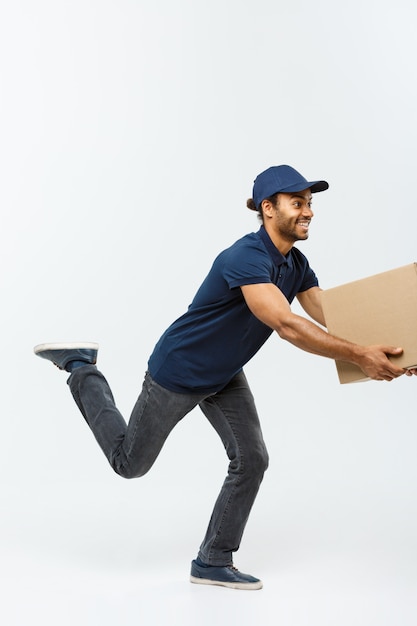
[33,342,99,371]
[190,559,263,590]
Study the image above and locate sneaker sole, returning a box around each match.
[190,575,263,590]
[34,342,99,355]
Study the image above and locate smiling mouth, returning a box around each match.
[296,220,310,229]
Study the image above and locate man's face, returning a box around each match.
[271,189,314,244]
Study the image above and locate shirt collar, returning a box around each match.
[258,226,293,268]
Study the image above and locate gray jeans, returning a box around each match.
[68,366,269,566]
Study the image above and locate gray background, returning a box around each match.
[1,1,416,624]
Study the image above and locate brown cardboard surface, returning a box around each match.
[320,263,417,383]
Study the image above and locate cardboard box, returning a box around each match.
[320,263,417,383]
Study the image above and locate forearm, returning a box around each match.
[275,312,364,365]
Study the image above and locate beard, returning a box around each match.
[276,216,310,243]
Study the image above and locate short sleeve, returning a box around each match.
[221,241,273,289]
[298,264,319,292]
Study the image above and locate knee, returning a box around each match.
[239,445,269,477]
[251,446,269,475]
[110,457,152,480]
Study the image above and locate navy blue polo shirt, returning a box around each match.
[148,226,318,393]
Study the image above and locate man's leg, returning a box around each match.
[68,366,200,478]
[35,343,200,476]
[196,371,269,565]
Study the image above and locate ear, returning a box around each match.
[261,198,275,218]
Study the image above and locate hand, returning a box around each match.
[357,345,406,381]
[405,367,417,377]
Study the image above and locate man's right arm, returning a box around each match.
[241,282,405,382]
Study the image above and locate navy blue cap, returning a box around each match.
[252,165,329,209]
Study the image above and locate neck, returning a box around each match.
[263,222,293,256]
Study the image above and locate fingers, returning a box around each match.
[379,346,406,380]
[360,345,408,381]
[383,346,403,357]
[375,371,403,382]
[383,347,417,379]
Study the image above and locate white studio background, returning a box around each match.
[1,1,417,625]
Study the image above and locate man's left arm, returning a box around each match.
[296,286,326,327]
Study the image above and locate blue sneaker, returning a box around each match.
[34,342,99,371]
[190,558,263,590]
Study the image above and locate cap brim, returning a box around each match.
[310,180,329,193]
[280,180,329,194]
